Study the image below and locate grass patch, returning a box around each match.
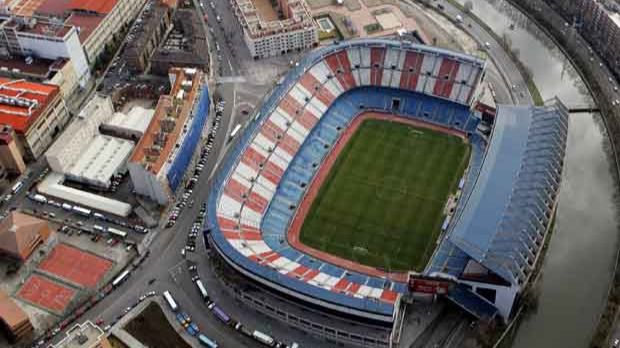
[299,119,470,271]
[125,302,190,348]
[364,23,383,34]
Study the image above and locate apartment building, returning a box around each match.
[128,68,209,205]
[0,16,91,87]
[230,0,318,59]
[0,78,69,160]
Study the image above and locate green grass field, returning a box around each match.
[299,119,470,271]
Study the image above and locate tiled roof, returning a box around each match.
[66,0,117,14]
[0,78,59,133]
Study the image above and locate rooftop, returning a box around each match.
[102,107,155,137]
[447,100,569,285]
[65,12,103,43]
[0,56,67,81]
[0,211,51,260]
[0,78,60,133]
[66,0,117,14]
[233,0,315,38]
[52,321,106,348]
[9,0,46,16]
[36,0,73,17]
[0,290,29,330]
[129,68,202,175]
[3,16,73,38]
[66,134,134,186]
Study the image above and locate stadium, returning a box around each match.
[205,38,568,331]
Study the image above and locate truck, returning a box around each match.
[32,194,47,204]
[198,334,218,348]
[108,227,128,239]
[11,181,23,194]
[186,325,197,336]
[189,322,199,333]
[72,205,92,217]
[163,291,178,311]
[229,124,241,139]
[111,270,129,287]
[195,279,209,301]
[208,303,230,324]
[252,330,275,346]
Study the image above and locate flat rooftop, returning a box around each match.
[0,56,67,80]
[252,0,278,21]
[9,0,46,16]
[65,13,104,43]
[52,321,105,348]
[0,78,60,133]
[3,17,73,38]
[129,68,202,175]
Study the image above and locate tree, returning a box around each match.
[464,1,473,13]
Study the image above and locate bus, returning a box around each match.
[11,181,23,194]
[108,227,128,239]
[252,330,275,346]
[208,304,230,324]
[195,279,209,301]
[72,205,92,217]
[198,334,218,348]
[163,291,178,311]
[229,124,241,139]
[112,270,130,287]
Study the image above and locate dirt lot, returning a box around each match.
[124,302,190,348]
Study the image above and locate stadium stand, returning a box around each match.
[429,100,569,319]
[208,39,486,323]
[207,39,568,325]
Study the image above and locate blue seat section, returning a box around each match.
[367,277,388,289]
[278,246,304,261]
[446,284,498,321]
[320,263,346,278]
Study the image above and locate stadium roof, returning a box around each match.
[0,78,59,133]
[447,100,569,286]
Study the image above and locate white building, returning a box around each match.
[231,0,318,59]
[64,0,148,65]
[0,16,91,87]
[100,107,154,141]
[45,95,150,188]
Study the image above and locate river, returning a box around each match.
[453,0,620,347]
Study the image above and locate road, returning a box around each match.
[417,0,535,106]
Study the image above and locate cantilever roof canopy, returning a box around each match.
[448,100,569,286]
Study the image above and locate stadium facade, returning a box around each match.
[206,38,569,334]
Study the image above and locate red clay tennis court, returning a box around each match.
[17,275,75,313]
[39,244,112,288]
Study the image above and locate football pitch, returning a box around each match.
[299,119,470,271]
